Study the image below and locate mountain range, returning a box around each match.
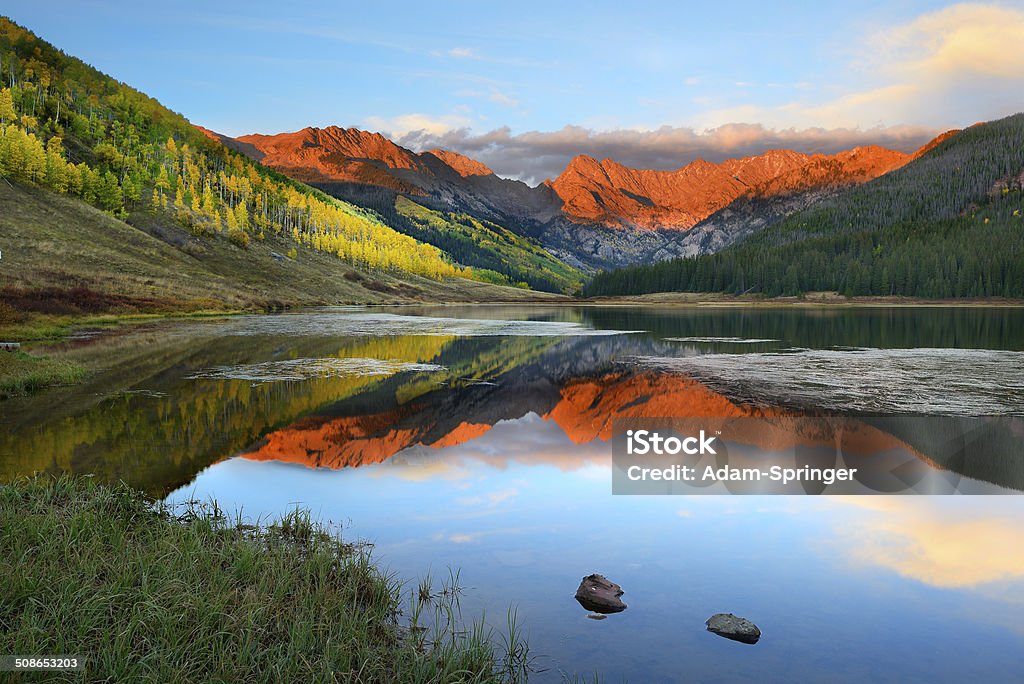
[211,123,952,271]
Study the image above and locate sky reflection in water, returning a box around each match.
[171,410,1024,683]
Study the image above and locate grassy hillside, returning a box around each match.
[586,114,1024,298]
[0,181,554,321]
[0,16,542,314]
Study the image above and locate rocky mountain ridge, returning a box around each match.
[218,124,955,268]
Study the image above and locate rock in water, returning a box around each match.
[575,574,626,614]
[705,613,761,644]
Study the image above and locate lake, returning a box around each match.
[2,305,1023,682]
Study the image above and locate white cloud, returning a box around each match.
[363,112,473,137]
[488,90,520,108]
[448,47,476,59]
[455,87,521,109]
[870,2,1024,80]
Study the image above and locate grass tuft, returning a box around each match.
[0,475,531,682]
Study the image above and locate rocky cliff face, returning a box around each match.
[425,149,494,177]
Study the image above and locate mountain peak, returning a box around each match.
[562,154,605,174]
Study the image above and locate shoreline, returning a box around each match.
[5,290,1022,342]
[576,291,1024,308]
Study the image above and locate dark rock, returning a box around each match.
[575,574,626,614]
[705,613,761,644]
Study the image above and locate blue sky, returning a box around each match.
[6,1,1024,180]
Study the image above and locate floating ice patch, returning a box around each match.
[664,337,779,344]
[210,312,639,338]
[187,358,445,383]
[634,348,1024,416]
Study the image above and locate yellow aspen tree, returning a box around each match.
[155,165,170,192]
[235,201,249,230]
[0,88,15,124]
[225,204,239,231]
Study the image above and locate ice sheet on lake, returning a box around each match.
[212,312,639,338]
[634,347,1024,415]
[664,337,779,344]
[187,358,444,383]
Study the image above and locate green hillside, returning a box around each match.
[312,181,585,294]
[586,114,1024,298]
[0,16,531,312]
[393,197,584,293]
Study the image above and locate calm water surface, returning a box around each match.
[2,305,1023,682]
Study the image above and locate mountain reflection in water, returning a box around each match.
[2,305,1023,495]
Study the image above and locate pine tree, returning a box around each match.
[96,170,122,211]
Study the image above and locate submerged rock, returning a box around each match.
[586,613,608,621]
[706,613,761,644]
[575,574,626,614]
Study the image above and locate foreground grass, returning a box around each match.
[0,351,86,398]
[0,476,527,683]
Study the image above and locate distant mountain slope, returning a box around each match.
[235,126,426,193]
[547,146,911,230]
[646,131,962,261]
[391,196,584,293]
[230,123,942,271]
[231,125,562,223]
[0,17,529,312]
[585,114,1024,298]
[232,125,922,233]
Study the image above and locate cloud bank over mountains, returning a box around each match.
[393,123,937,184]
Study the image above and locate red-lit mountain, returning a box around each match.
[546,146,914,230]
[227,127,493,193]
[216,124,957,268]
[225,125,948,228]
